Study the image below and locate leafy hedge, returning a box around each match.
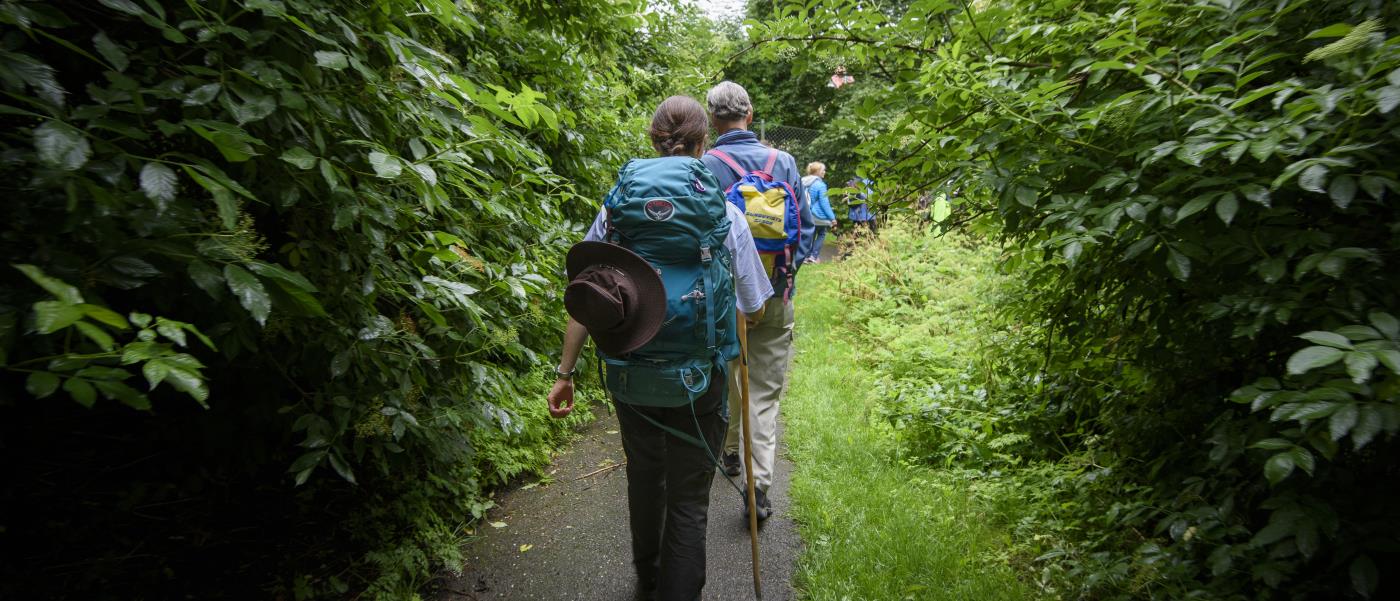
[753,0,1399,598]
[0,0,681,597]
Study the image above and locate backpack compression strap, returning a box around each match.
[701,246,717,352]
[602,185,620,243]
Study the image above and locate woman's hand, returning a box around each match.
[547,378,575,418]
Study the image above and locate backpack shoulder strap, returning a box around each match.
[762,149,779,175]
[706,149,747,178]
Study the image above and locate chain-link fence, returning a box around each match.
[758,122,822,147]
[756,121,824,167]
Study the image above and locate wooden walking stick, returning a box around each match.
[738,317,763,599]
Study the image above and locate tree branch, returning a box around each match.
[958,0,997,57]
[718,33,1058,82]
[937,205,995,233]
[868,100,992,181]
[1141,63,1203,97]
[721,34,937,67]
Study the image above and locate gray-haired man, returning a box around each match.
[701,81,814,521]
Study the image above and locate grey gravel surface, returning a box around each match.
[435,406,800,601]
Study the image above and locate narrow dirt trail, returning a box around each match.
[436,407,801,601]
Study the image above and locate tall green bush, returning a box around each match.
[752,0,1399,598]
[0,0,701,597]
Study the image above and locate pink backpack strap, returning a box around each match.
[706,149,747,178]
[762,148,779,174]
[781,181,801,233]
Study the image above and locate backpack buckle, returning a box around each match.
[699,246,712,263]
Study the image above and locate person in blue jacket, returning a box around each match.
[847,176,876,234]
[801,161,835,263]
[701,81,814,522]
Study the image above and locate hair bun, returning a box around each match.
[648,96,710,157]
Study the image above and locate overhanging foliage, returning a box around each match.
[0,0,705,596]
[751,0,1399,597]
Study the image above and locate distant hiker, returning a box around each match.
[701,81,815,522]
[802,161,836,263]
[547,95,773,601]
[846,176,877,236]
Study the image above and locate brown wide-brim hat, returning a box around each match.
[564,241,666,356]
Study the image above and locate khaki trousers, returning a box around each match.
[723,296,795,492]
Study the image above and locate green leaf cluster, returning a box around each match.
[0,0,695,597]
[756,0,1400,598]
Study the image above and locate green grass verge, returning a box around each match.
[785,262,1032,601]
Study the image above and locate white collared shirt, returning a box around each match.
[583,203,774,314]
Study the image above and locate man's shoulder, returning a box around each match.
[722,143,797,174]
[775,150,801,185]
[708,141,750,157]
[700,151,735,180]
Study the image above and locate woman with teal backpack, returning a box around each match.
[546,96,772,601]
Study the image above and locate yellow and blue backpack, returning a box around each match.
[706,148,802,299]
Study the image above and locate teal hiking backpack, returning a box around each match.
[598,156,740,408]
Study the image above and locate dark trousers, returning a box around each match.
[616,380,726,601]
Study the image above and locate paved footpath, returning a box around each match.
[434,406,800,601]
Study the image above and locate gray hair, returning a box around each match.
[706,81,752,122]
